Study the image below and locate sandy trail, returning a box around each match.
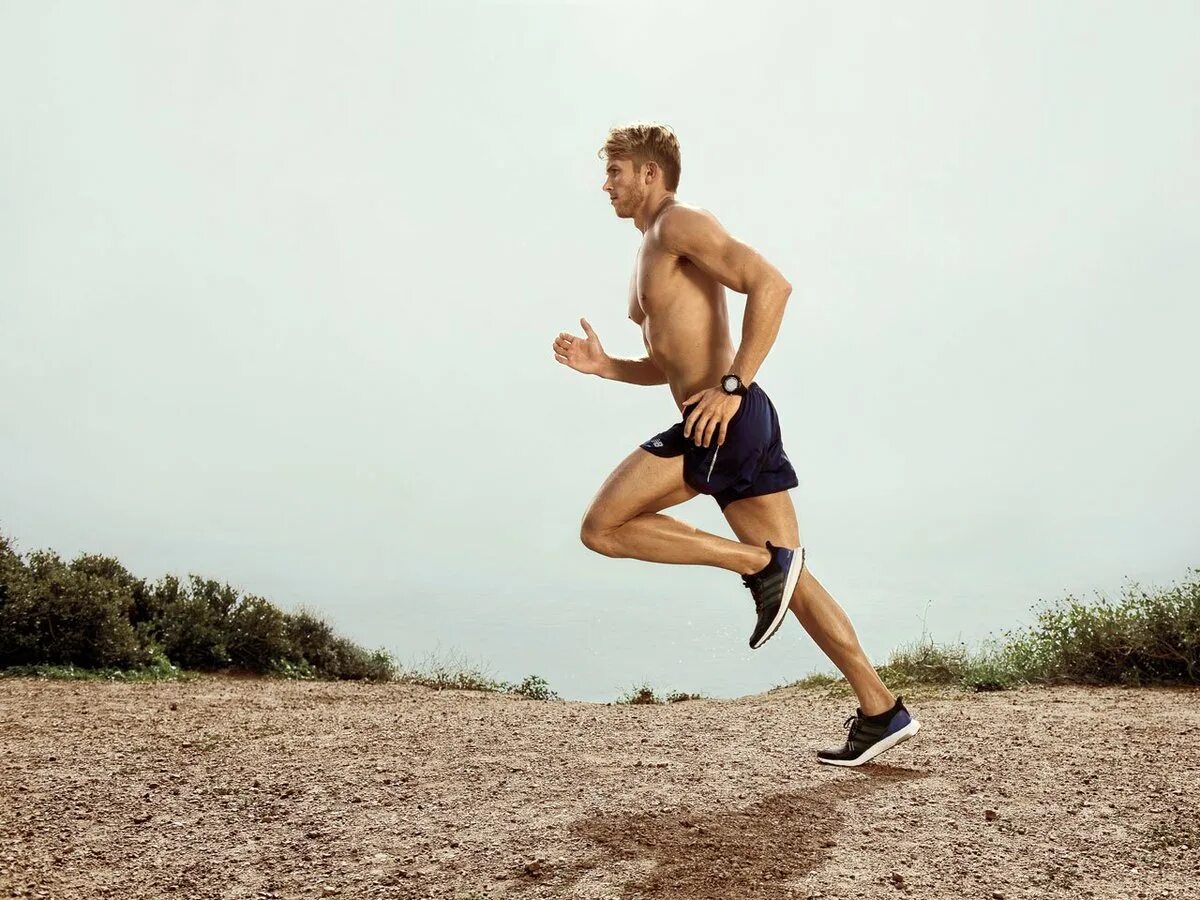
[1,677,1197,899]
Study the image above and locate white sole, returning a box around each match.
[750,546,805,650]
[816,718,921,767]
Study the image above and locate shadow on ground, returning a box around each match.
[517,764,927,899]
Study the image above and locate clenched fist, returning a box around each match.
[553,318,609,376]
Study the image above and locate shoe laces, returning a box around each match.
[741,573,765,611]
[842,713,861,743]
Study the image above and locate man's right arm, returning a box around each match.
[597,355,669,385]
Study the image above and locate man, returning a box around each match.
[552,122,920,767]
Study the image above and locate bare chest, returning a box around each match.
[627,238,686,326]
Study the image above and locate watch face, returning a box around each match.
[723,376,738,393]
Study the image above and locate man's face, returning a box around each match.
[602,157,644,218]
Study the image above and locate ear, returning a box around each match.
[642,160,659,184]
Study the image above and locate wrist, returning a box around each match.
[720,372,749,396]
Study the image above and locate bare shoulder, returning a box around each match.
[654,202,728,259]
[656,202,721,239]
[652,201,787,294]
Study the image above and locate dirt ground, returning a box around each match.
[1,677,1197,900]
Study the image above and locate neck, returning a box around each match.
[635,193,676,233]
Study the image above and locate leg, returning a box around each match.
[580,447,771,575]
[721,490,896,716]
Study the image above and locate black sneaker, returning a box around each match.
[743,542,805,650]
[816,696,921,767]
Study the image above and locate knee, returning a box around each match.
[579,512,619,557]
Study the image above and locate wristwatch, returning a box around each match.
[720,374,748,396]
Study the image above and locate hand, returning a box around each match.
[553,317,608,376]
[681,387,743,448]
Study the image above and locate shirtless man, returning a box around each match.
[552,123,920,766]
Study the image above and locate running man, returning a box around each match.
[552,123,920,766]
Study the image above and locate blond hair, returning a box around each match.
[598,122,681,192]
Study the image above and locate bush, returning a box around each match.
[0,548,149,669]
[153,576,234,670]
[507,674,560,701]
[619,683,662,704]
[325,637,396,682]
[998,570,1200,685]
[227,595,291,671]
[0,529,397,682]
[284,608,340,673]
[781,569,1200,695]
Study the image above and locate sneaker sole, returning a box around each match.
[816,718,921,767]
[750,547,805,650]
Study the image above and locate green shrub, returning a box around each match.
[153,576,234,670]
[619,683,661,704]
[269,657,318,680]
[0,529,397,682]
[781,570,1200,694]
[227,594,291,671]
[877,635,970,687]
[507,674,560,701]
[998,570,1200,685]
[959,642,1019,692]
[284,608,340,672]
[0,548,149,669]
[325,637,396,682]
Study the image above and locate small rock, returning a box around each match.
[170,703,178,711]
[890,872,906,885]
[985,809,998,821]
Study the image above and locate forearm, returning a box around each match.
[730,280,792,385]
[597,355,669,385]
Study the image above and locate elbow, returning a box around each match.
[747,274,792,305]
[755,273,791,300]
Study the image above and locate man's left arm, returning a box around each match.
[659,206,792,387]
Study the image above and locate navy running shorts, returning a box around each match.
[639,382,799,510]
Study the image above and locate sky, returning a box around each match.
[2,1,1198,701]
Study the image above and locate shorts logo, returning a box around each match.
[651,439,664,448]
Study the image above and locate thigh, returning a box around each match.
[583,447,700,530]
[720,489,801,548]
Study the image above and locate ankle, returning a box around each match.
[860,694,898,718]
[741,548,772,576]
